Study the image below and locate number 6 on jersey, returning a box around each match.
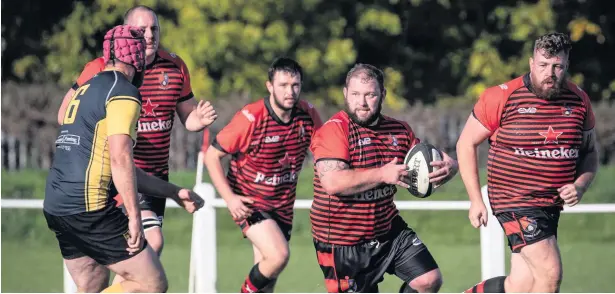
[63,84,90,125]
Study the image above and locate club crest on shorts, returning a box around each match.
[159,71,169,89]
[519,216,540,238]
[340,277,357,292]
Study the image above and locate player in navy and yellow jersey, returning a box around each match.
[205,57,322,293]
[457,33,598,293]
[44,25,202,293]
[56,6,217,272]
[310,64,458,293]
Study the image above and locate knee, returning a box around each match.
[269,246,290,269]
[409,269,443,293]
[144,275,168,293]
[536,266,562,292]
[144,228,164,255]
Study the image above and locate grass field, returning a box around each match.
[2,166,615,292]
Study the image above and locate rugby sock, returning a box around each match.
[101,283,125,293]
[399,282,418,293]
[240,263,273,293]
[464,276,506,293]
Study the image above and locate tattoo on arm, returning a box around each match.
[316,160,349,179]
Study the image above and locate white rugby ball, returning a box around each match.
[403,142,443,198]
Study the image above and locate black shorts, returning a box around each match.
[115,173,168,227]
[314,217,439,293]
[237,211,293,241]
[496,207,561,253]
[43,205,147,266]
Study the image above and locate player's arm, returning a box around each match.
[312,120,407,196]
[57,88,76,125]
[204,109,255,201]
[456,114,492,204]
[107,95,142,220]
[204,146,235,201]
[175,58,216,132]
[59,60,104,125]
[574,129,599,193]
[316,160,387,196]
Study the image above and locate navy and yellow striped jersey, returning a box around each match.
[44,70,142,216]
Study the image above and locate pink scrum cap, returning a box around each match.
[103,25,146,71]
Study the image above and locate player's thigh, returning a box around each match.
[506,253,534,293]
[313,240,384,293]
[253,244,264,264]
[106,244,167,285]
[67,205,151,268]
[519,236,562,282]
[44,211,109,290]
[496,208,561,279]
[64,256,110,292]
[243,212,290,261]
[389,229,441,288]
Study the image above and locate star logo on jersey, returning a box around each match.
[539,126,563,144]
[159,71,169,89]
[142,98,159,117]
[278,152,295,169]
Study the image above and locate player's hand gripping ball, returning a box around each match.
[403,143,443,198]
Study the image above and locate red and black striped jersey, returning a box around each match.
[73,49,193,176]
[310,111,420,245]
[473,74,595,214]
[212,98,322,225]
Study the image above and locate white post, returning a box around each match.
[190,182,217,293]
[479,185,506,280]
[195,152,204,185]
[63,262,78,293]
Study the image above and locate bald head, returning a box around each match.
[123,5,156,24]
[123,5,160,60]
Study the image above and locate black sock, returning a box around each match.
[241,263,273,293]
[464,276,506,293]
[399,281,418,293]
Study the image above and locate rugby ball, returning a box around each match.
[404,142,443,198]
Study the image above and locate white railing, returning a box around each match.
[2,152,615,292]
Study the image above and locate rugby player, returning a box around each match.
[310,63,458,293]
[456,32,598,293]
[204,57,322,293]
[44,25,202,293]
[56,5,217,273]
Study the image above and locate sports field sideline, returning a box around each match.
[2,166,614,292]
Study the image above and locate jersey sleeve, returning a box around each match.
[73,58,105,90]
[401,121,421,148]
[308,104,324,131]
[581,92,595,131]
[106,94,142,141]
[212,109,256,154]
[472,87,507,133]
[310,119,350,163]
[178,58,194,103]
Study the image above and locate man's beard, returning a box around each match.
[531,73,564,99]
[272,92,296,111]
[344,99,382,127]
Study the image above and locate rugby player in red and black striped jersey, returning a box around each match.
[310,64,458,293]
[204,57,322,293]
[56,5,217,284]
[457,33,598,293]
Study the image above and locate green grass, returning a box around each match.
[2,166,615,292]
